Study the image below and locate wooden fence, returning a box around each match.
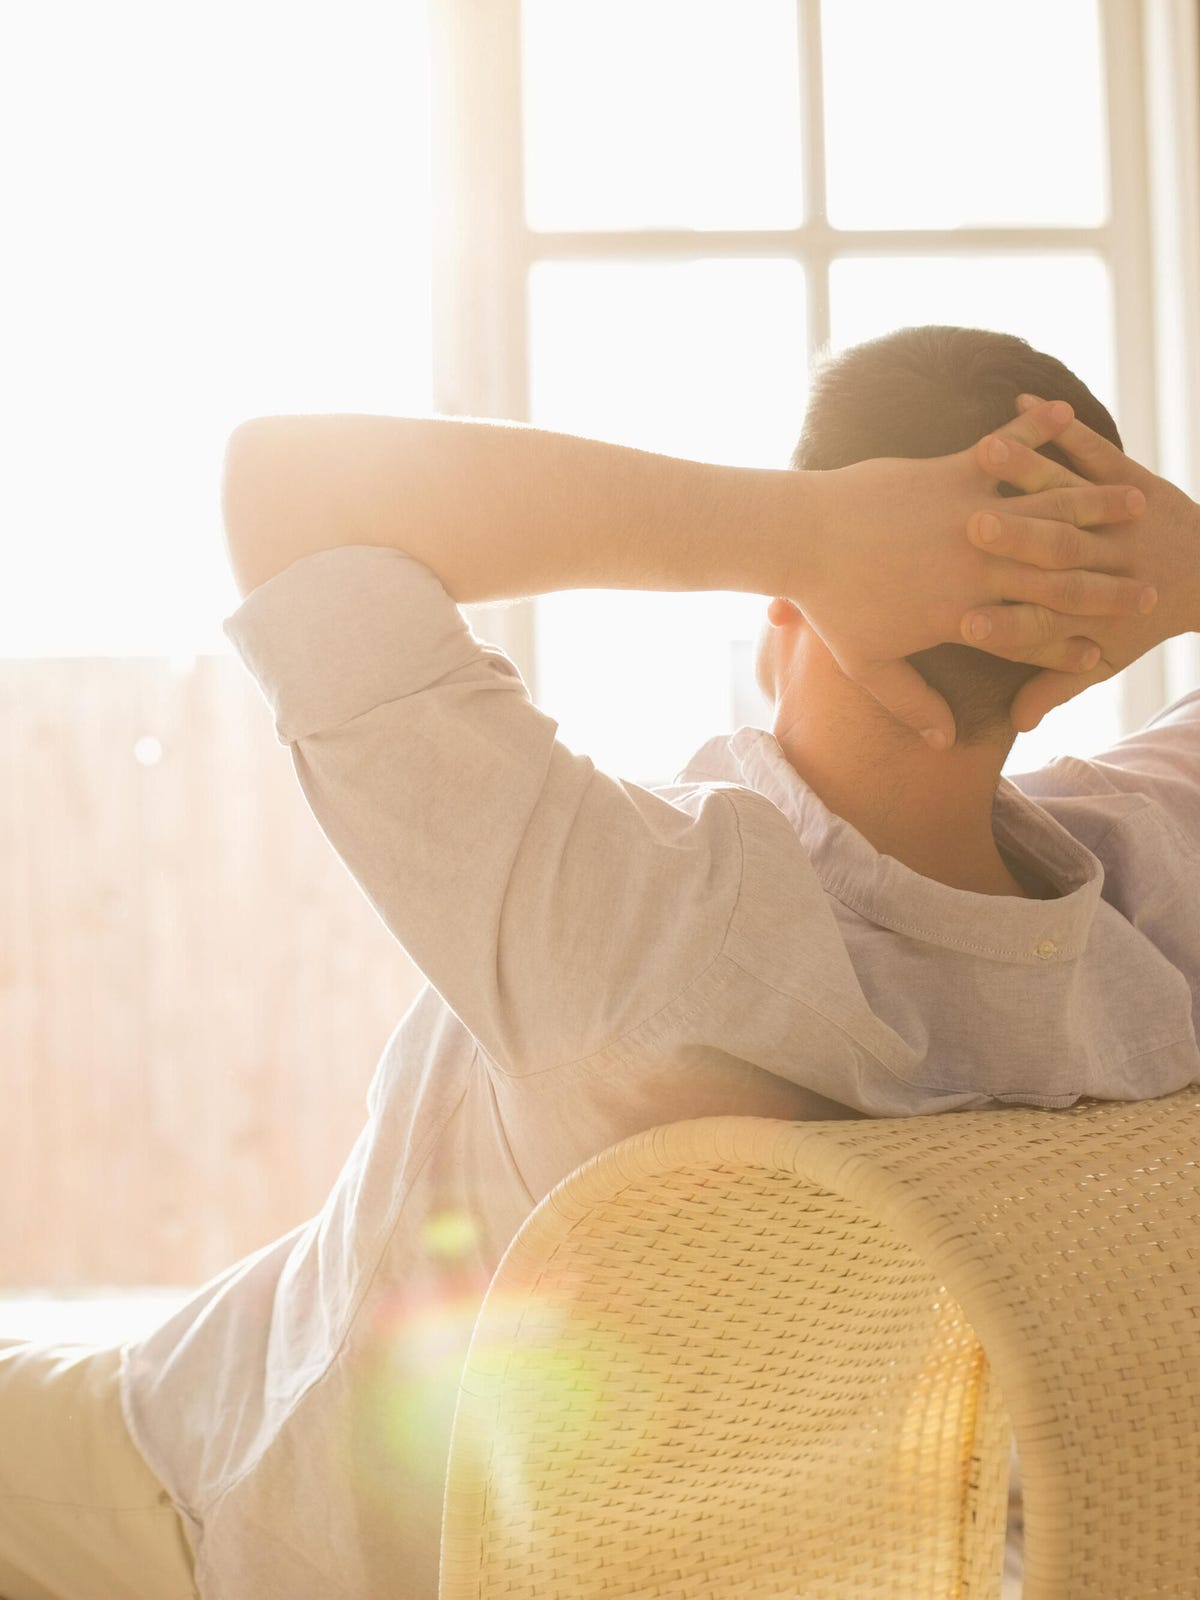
[1,654,424,1287]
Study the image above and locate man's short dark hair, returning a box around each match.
[791,324,1123,744]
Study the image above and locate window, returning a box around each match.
[2,0,433,656]
[433,0,1200,784]
[2,0,437,1303]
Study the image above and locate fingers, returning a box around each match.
[962,563,1154,658]
[969,562,1155,624]
[989,482,1144,531]
[966,495,1146,571]
[974,397,1087,493]
[1008,662,1113,735]
[1015,393,1139,487]
[959,578,1151,667]
[994,397,1075,451]
[974,433,1087,494]
[959,602,1107,672]
[852,657,957,750]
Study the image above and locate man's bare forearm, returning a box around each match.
[220,403,1168,745]
[221,413,816,603]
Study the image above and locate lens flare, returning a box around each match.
[421,1210,480,1261]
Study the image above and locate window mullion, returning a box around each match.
[798,0,830,358]
[527,227,1113,258]
[1101,0,1167,726]
[429,0,537,682]
[1143,0,1200,701]
[429,0,527,422]
[1102,1,1158,464]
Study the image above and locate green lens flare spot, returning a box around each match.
[422,1210,480,1260]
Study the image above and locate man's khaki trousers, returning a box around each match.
[0,1341,196,1600]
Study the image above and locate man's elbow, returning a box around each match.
[221,415,319,598]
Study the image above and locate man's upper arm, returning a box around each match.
[223,544,744,1075]
[1016,688,1200,849]
[222,415,393,599]
[1085,689,1200,839]
[222,417,299,599]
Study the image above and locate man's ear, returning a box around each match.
[766,596,803,627]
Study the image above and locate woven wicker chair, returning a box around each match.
[439,1087,1200,1599]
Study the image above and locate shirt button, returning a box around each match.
[1035,939,1058,959]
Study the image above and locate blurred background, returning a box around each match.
[4,0,1200,1339]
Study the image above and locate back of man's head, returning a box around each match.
[791,324,1122,745]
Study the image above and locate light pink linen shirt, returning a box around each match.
[120,546,1200,1598]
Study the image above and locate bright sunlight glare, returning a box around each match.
[1,1,432,657]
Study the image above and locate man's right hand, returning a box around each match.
[958,395,1200,735]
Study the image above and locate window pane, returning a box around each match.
[1005,689,1123,777]
[829,253,1116,412]
[2,0,431,656]
[532,590,773,785]
[530,258,808,465]
[522,0,804,231]
[822,0,1108,229]
[529,258,801,779]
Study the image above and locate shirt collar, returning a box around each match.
[677,727,1104,963]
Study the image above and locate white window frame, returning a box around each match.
[1144,0,1200,704]
[429,0,1200,731]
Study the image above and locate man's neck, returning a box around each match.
[771,703,1038,899]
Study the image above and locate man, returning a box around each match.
[758,324,1170,897]
[2,327,1195,1600]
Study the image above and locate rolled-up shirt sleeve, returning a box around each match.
[1022,688,1200,851]
[223,545,744,1076]
[1088,688,1200,831]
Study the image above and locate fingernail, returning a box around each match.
[1126,488,1146,514]
[1015,394,1036,412]
[1081,645,1101,669]
[1138,586,1158,614]
[1050,401,1073,425]
[968,613,993,640]
[922,729,948,751]
[986,438,1009,468]
[976,513,1002,544]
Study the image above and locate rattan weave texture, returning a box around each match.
[440,1089,1200,1599]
